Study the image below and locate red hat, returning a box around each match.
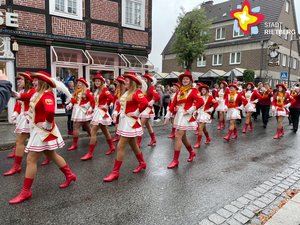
[92,73,105,82]
[31,71,56,88]
[116,75,125,84]
[246,82,255,89]
[220,80,228,87]
[123,72,141,85]
[200,84,210,92]
[17,71,33,82]
[143,73,153,82]
[76,77,89,87]
[276,83,287,91]
[179,71,193,83]
[173,82,181,89]
[197,82,203,86]
[229,83,239,90]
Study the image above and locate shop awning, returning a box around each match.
[51,46,89,65]
[223,68,246,77]
[86,50,127,68]
[201,69,226,78]
[120,54,154,69]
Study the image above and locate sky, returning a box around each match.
[149,0,300,72]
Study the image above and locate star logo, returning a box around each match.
[230,0,265,35]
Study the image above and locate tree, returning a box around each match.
[172,8,212,71]
[243,69,255,82]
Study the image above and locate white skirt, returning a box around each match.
[71,105,92,122]
[173,107,197,131]
[91,107,112,126]
[140,106,155,118]
[25,124,65,153]
[274,109,288,117]
[196,110,212,123]
[245,103,256,112]
[216,100,226,112]
[226,108,241,120]
[117,113,143,137]
[14,113,30,133]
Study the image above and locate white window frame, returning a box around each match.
[282,54,287,67]
[212,54,223,66]
[197,55,206,67]
[215,27,226,40]
[293,58,297,69]
[122,0,145,31]
[229,52,241,65]
[233,26,244,38]
[284,27,289,40]
[50,0,83,21]
[285,0,290,13]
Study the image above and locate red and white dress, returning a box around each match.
[91,87,114,126]
[140,86,160,118]
[225,92,247,120]
[168,88,204,130]
[25,91,64,152]
[215,88,229,112]
[114,90,148,137]
[196,95,218,123]
[243,89,262,112]
[71,90,95,122]
[272,92,295,117]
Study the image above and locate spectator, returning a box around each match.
[0,69,12,113]
[153,84,164,121]
[162,85,171,116]
[61,81,75,135]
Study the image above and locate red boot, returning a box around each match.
[112,133,119,142]
[103,160,122,182]
[167,150,180,169]
[249,122,253,132]
[67,137,78,151]
[242,123,248,133]
[221,120,225,129]
[274,129,281,139]
[204,131,211,144]
[280,128,284,137]
[41,158,51,166]
[232,128,238,139]
[224,130,233,141]
[3,156,22,176]
[168,128,176,138]
[137,136,142,148]
[59,164,76,188]
[148,132,157,146]
[9,178,33,204]
[186,145,196,162]
[80,143,96,161]
[217,121,222,130]
[133,153,146,173]
[106,139,116,155]
[7,148,16,158]
[194,135,202,148]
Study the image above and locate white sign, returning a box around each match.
[0,11,19,28]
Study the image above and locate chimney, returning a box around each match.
[201,0,214,9]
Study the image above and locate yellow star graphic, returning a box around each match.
[233,5,258,32]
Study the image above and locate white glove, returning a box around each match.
[11,112,19,124]
[41,121,52,130]
[148,100,155,107]
[205,107,214,113]
[251,99,259,104]
[285,103,291,109]
[66,103,73,110]
[216,97,219,101]
[12,91,20,99]
[86,107,93,115]
[127,109,140,117]
[165,111,172,119]
[272,106,276,112]
[186,106,196,115]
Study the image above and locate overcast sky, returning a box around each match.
[149,0,300,72]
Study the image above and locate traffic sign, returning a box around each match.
[280,71,288,80]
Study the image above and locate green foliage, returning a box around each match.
[172,8,212,71]
[243,69,255,82]
[217,76,226,83]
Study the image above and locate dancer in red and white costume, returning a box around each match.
[103,72,148,182]
[194,84,218,148]
[9,71,76,204]
[137,73,160,147]
[167,82,180,139]
[271,83,295,139]
[164,71,204,169]
[215,81,229,130]
[242,82,262,133]
[4,72,36,176]
[66,78,95,151]
[112,75,126,143]
[223,83,247,141]
[80,74,115,160]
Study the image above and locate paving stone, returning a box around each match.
[254,187,268,194]
[240,208,255,219]
[208,213,226,225]
[250,217,262,225]
[277,183,289,190]
[269,178,281,184]
[273,186,285,194]
[286,178,297,183]
[246,204,261,214]
[248,190,262,197]
[243,193,256,201]
[224,204,239,213]
[289,176,300,181]
[262,208,274,216]
[236,197,250,205]
[231,200,244,209]
[264,193,277,201]
[264,181,275,187]
[198,218,216,225]
[272,175,284,181]
[269,189,282,196]
[227,218,242,225]
[258,196,273,205]
[233,213,249,224]
[276,173,287,178]
[282,180,294,186]
[292,172,300,178]
[252,200,267,208]
[259,184,272,191]
[290,164,300,169]
[216,208,232,219]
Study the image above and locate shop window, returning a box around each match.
[89,69,115,93]
[122,0,145,30]
[50,0,82,20]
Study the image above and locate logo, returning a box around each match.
[230,0,265,35]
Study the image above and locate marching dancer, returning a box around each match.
[9,71,76,204]
[215,81,229,130]
[80,74,115,160]
[290,83,300,133]
[167,82,180,139]
[103,72,148,182]
[260,82,273,128]
[66,78,95,151]
[272,83,295,139]
[194,84,218,148]
[164,71,204,169]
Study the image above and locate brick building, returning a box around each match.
[162,0,300,86]
[0,0,152,120]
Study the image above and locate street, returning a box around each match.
[0,119,300,225]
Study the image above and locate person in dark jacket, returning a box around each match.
[0,70,12,112]
[290,84,300,133]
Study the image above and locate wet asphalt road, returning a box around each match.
[0,118,300,225]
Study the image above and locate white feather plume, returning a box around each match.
[151,76,157,86]
[52,78,72,104]
[137,75,148,93]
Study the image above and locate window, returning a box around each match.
[212,54,223,66]
[50,0,82,20]
[277,23,283,37]
[284,27,289,40]
[197,55,206,67]
[230,52,241,65]
[233,26,244,38]
[293,58,297,69]
[286,0,290,13]
[215,27,226,40]
[282,54,287,67]
[122,0,145,30]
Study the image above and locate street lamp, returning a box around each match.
[288,38,300,87]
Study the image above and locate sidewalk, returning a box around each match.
[0,116,164,150]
